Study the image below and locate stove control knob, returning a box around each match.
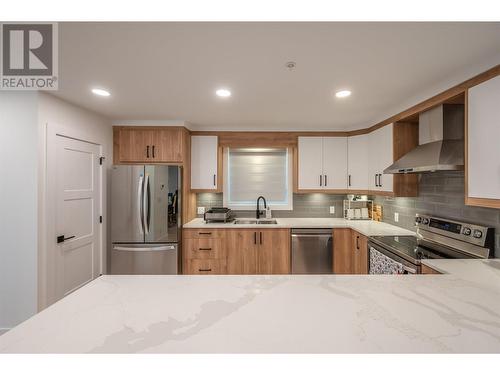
[415,217,422,224]
[462,227,472,236]
[473,230,483,239]
[422,218,430,225]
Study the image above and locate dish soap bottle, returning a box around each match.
[265,206,272,219]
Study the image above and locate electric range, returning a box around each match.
[368,214,494,274]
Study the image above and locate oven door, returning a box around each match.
[368,243,418,274]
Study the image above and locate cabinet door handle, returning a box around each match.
[146,145,150,158]
[378,174,382,187]
[319,175,323,187]
[254,232,257,245]
[213,174,216,186]
[198,268,212,272]
[198,248,212,251]
[348,174,351,187]
[152,145,155,158]
[324,175,327,187]
[356,236,360,250]
[374,174,377,187]
[198,232,212,235]
[260,232,263,245]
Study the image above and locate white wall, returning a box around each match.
[0,92,39,331]
[37,92,112,310]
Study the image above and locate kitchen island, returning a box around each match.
[1,259,500,353]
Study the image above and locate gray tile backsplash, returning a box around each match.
[196,193,345,218]
[373,171,500,257]
[196,170,499,257]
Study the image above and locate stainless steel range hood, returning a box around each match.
[384,104,464,174]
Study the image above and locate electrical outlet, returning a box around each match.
[329,206,335,214]
[394,212,399,222]
[197,207,205,215]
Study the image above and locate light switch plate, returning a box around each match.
[394,212,399,222]
[197,207,205,215]
[329,206,335,214]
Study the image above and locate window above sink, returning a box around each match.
[223,147,293,211]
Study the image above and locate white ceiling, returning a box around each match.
[54,22,500,131]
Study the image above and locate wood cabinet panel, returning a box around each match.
[351,230,368,274]
[257,229,290,274]
[421,264,442,274]
[186,259,225,274]
[333,228,353,274]
[154,128,183,162]
[226,229,258,274]
[183,229,226,239]
[184,238,224,259]
[115,128,154,162]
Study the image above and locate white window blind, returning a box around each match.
[224,148,292,210]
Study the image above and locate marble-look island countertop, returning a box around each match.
[2,260,500,353]
[184,218,416,237]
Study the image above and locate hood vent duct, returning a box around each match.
[384,104,464,174]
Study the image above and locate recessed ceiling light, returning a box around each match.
[216,89,231,98]
[335,90,351,98]
[92,88,111,97]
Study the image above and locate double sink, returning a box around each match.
[234,219,278,225]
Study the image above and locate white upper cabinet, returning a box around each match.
[368,124,394,192]
[298,137,324,189]
[467,75,500,205]
[191,135,218,190]
[298,137,347,190]
[347,134,369,190]
[322,137,348,189]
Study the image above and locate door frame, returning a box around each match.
[38,122,104,310]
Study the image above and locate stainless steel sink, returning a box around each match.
[257,219,278,224]
[234,219,258,225]
[233,219,277,225]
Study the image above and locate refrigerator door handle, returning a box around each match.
[137,174,144,235]
[143,173,150,235]
[113,245,176,252]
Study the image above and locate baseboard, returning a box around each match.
[0,328,10,336]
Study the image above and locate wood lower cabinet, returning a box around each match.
[183,228,290,275]
[333,228,368,274]
[183,229,227,274]
[113,126,184,163]
[351,230,368,274]
[333,228,353,274]
[421,264,442,274]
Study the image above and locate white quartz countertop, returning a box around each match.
[2,260,500,353]
[184,217,415,237]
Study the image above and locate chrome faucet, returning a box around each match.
[256,196,267,219]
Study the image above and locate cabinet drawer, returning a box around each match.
[184,238,224,259]
[183,229,225,239]
[186,259,225,275]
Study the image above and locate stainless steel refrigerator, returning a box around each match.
[110,165,181,274]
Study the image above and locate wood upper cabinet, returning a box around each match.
[298,137,347,191]
[351,230,368,274]
[113,126,184,163]
[191,135,219,191]
[466,74,500,209]
[225,229,290,275]
[347,134,369,191]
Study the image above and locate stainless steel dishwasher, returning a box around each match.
[291,229,333,274]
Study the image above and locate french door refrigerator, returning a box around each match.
[110,165,181,274]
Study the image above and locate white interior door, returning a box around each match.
[50,135,101,303]
[322,137,348,189]
[298,137,323,189]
